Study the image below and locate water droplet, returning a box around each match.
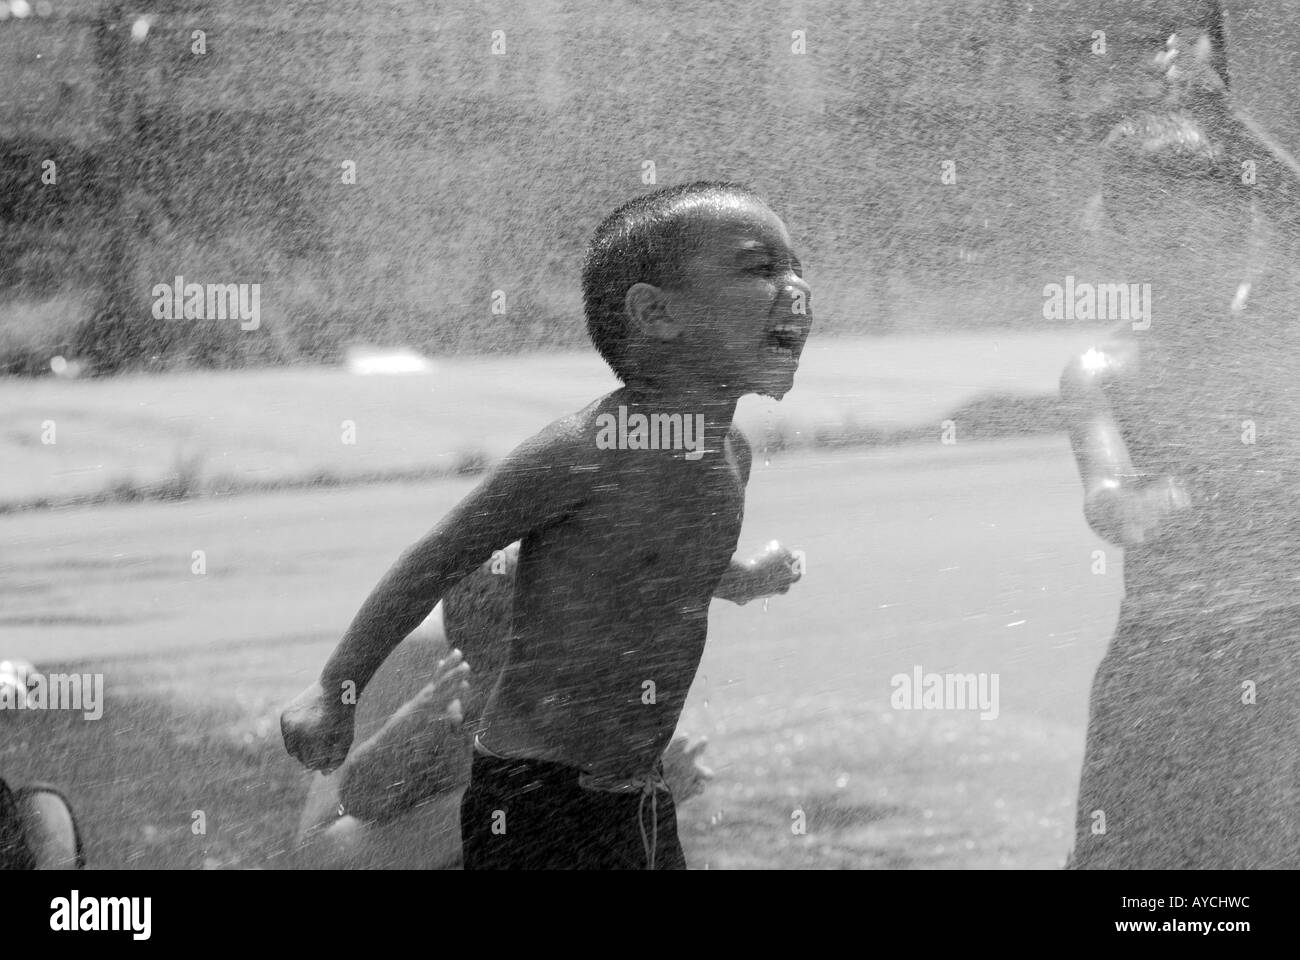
[762,597,769,612]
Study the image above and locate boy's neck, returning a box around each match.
[618,378,740,427]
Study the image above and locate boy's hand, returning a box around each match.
[721,540,804,605]
[280,682,356,775]
[662,736,712,803]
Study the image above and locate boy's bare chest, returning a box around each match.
[575,455,745,560]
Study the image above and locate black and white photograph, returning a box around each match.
[0,0,1293,926]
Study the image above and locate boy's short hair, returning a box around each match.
[581,180,765,382]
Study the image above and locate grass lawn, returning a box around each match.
[1,678,1079,870]
[1,693,302,870]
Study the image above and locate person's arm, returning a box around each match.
[281,424,587,773]
[323,437,583,693]
[711,424,804,604]
[1060,340,1191,546]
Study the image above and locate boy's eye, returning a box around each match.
[748,261,803,280]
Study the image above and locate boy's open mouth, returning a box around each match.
[765,323,805,360]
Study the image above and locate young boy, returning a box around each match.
[282,181,813,869]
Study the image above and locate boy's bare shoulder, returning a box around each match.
[465,395,615,527]
[505,394,613,471]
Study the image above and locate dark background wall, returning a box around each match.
[1,0,1285,372]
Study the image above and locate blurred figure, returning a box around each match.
[0,778,85,870]
[1061,7,1300,868]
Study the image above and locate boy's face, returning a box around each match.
[663,197,813,400]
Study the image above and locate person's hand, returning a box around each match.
[733,540,804,605]
[1087,474,1193,546]
[661,736,712,803]
[407,649,472,732]
[280,681,356,775]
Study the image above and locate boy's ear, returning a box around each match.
[624,283,683,341]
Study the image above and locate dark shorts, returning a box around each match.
[460,752,686,870]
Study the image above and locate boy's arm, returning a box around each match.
[282,425,587,772]
[1060,340,1190,545]
[712,425,803,604]
[325,429,587,691]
